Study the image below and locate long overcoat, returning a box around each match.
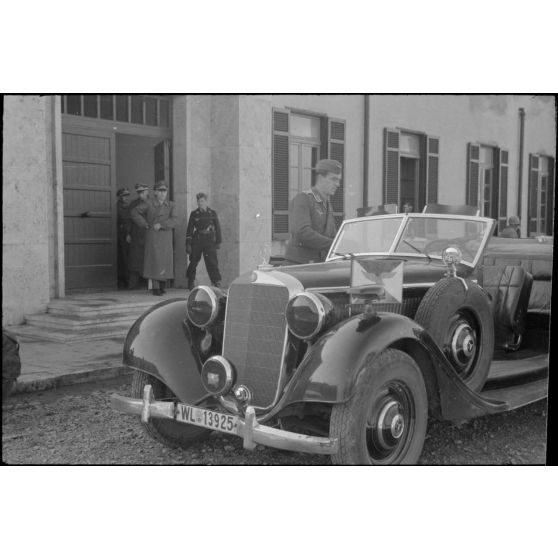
[128,197,146,273]
[130,199,178,280]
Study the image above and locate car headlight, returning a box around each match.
[201,356,235,396]
[286,292,333,340]
[186,286,220,328]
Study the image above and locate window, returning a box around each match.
[272,109,346,239]
[467,142,509,232]
[383,128,439,213]
[528,154,555,236]
[61,95,171,128]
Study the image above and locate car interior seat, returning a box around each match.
[478,264,533,351]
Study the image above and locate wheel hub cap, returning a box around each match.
[375,400,405,449]
[450,322,476,367]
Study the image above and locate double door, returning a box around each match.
[62,126,170,290]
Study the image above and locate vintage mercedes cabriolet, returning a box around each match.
[111,212,551,464]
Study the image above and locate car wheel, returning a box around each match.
[330,349,428,465]
[414,277,494,391]
[131,371,211,449]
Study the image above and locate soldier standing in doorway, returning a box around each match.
[284,159,341,265]
[127,183,150,289]
[116,187,132,288]
[130,181,178,296]
[185,192,222,289]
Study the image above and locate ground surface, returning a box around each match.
[2,376,548,465]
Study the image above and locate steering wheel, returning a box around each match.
[423,238,475,262]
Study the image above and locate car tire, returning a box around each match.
[414,277,494,392]
[330,349,428,465]
[131,371,211,449]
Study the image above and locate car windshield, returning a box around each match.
[328,214,493,266]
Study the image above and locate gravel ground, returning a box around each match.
[2,376,548,465]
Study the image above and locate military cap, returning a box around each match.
[154,181,168,191]
[196,192,208,200]
[135,183,149,193]
[116,188,131,197]
[508,216,520,226]
[314,159,342,175]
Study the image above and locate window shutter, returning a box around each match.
[329,118,346,227]
[527,154,540,236]
[546,157,555,236]
[495,148,509,232]
[426,135,440,204]
[466,143,481,208]
[272,109,290,238]
[383,128,400,206]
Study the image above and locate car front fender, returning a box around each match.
[279,312,428,406]
[123,299,207,404]
[276,311,510,422]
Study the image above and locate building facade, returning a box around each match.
[2,94,555,325]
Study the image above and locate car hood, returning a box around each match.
[275,256,469,290]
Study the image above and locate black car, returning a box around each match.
[112,213,550,464]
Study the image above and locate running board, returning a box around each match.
[481,378,548,412]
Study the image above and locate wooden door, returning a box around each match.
[63,128,116,290]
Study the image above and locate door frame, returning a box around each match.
[59,112,172,294]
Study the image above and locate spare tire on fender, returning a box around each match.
[414,277,494,392]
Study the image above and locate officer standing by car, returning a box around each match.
[284,159,341,265]
[130,181,178,296]
[127,183,150,289]
[185,192,222,289]
[116,187,132,288]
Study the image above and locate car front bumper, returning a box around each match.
[111,384,338,455]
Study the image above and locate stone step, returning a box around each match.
[5,323,130,344]
[25,312,138,331]
[46,300,159,318]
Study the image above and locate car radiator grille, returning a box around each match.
[222,283,290,408]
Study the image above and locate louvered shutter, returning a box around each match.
[384,128,400,206]
[546,157,555,236]
[496,148,509,233]
[272,109,290,239]
[328,118,346,228]
[527,154,540,236]
[426,135,440,204]
[466,143,481,208]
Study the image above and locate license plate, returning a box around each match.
[175,404,238,434]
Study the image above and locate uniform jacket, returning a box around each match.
[186,207,222,245]
[117,200,132,240]
[130,198,178,280]
[285,189,337,264]
[128,197,147,273]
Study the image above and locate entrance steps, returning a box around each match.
[5,289,187,343]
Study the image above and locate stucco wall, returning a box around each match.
[183,95,273,285]
[367,94,556,236]
[2,95,53,325]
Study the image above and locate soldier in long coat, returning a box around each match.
[130,181,178,296]
[127,183,150,289]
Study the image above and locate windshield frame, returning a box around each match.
[327,213,496,268]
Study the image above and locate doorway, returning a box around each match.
[61,96,172,292]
